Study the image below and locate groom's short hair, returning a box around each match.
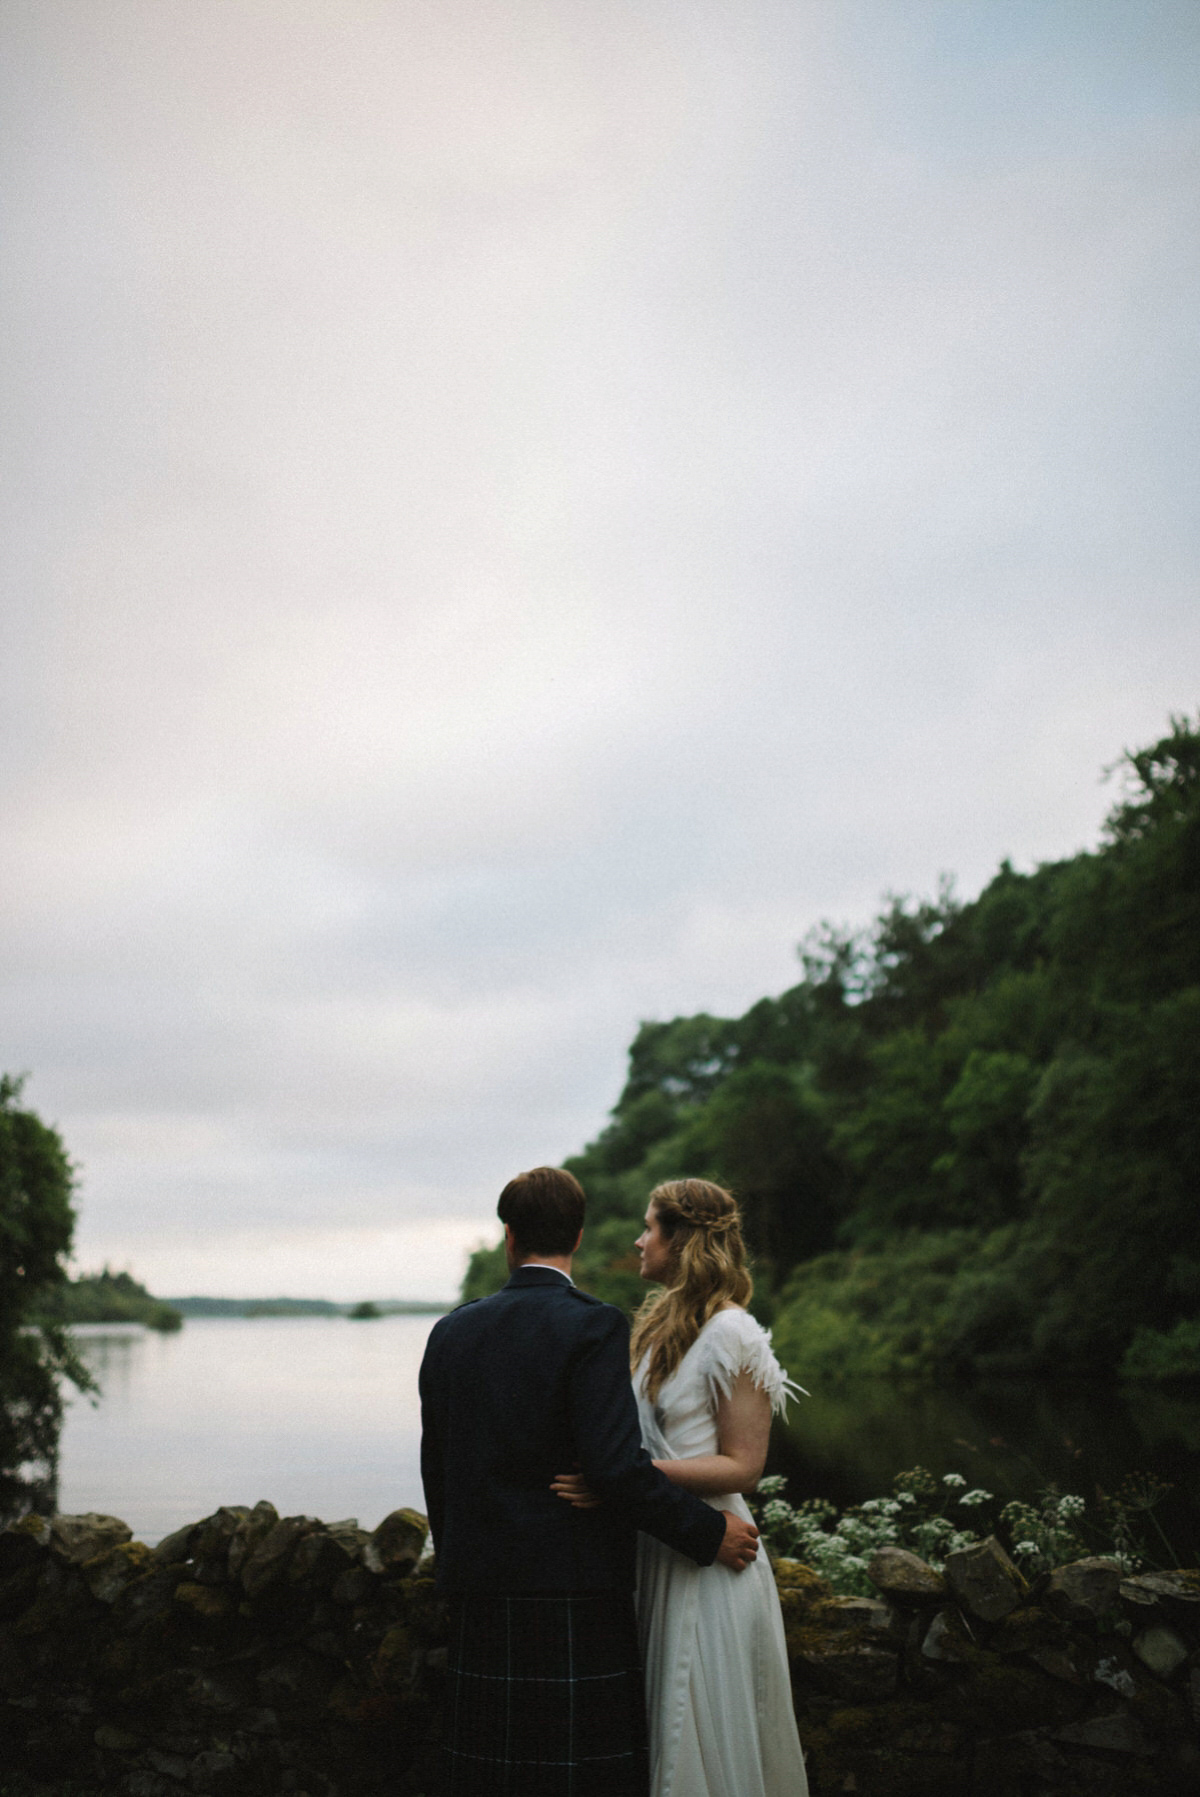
[498,1166,586,1257]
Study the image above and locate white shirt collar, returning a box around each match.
[519,1261,574,1285]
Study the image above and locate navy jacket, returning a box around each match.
[419,1266,726,1592]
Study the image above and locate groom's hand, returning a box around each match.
[716,1512,759,1571]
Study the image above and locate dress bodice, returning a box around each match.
[634,1306,801,1465]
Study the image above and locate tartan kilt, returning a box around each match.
[441,1591,649,1797]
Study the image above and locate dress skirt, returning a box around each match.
[441,1592,650,1797]
[636,1526,807,1797]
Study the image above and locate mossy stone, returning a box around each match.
[990,1602,1072,1656]
[868,1545,947,1604]
[83,1540,154,1604]
[363,1508,429,1577]
[49,1512,133,1565]
[173,1580,234,1621]
[943,1536,1025,1622]
[1046,1557,1123,1624]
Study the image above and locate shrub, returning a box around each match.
[1120,1317,1200,1381]
[752,1465,1172,1594]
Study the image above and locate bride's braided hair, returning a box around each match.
[630,1179,753,1402]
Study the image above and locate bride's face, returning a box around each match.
[636,1207,673,1284]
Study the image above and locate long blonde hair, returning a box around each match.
[630,1178,753,1401]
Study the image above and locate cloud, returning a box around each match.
[2,1,1198,1297]
[85,1216,497,1307]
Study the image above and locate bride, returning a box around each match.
[556,1178,808,1797]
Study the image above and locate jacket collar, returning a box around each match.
[505,1264,573,1289]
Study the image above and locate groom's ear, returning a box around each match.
[573,1227,583,1255]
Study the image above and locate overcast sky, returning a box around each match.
[3,1,1197,1300]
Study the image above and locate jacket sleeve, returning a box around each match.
[566,1303,725,1566]
[417,1335,445,1553]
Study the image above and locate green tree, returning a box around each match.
[39,1267,182,1332]
[0,1076,92,1518]
[933,1047,1039,1228]
[461,1238,507,1303]
[690,1062,840,1275]
[615,1014,744,1111]
[1020,991,1200,1371]
[831,1027,957,1237]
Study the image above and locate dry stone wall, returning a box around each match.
[2,1509,1198,1795]
[780,1540,1199,1794]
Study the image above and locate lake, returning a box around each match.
[59,1316,1200,1560]
[59,1315,442,1542]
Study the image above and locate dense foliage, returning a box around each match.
[35,1267,182,1333]
[463,717,1200,1383]
[0,1077,92,1518]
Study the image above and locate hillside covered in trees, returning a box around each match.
[463,717,1200,1385]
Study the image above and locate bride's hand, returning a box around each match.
[550,1470,602,1508]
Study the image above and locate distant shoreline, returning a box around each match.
[162,1296,452,1318]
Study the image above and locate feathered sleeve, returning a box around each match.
[697,1308,808,1418]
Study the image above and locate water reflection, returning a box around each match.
[61,1315,443,1543]
[768,1378,1200,1562]
[59,1319,1200,1561]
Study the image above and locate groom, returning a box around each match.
[419,1165,759,1796]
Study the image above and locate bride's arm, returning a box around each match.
[652,1372,771,1496]
[550,1371,772,1507]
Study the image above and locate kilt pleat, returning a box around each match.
[441,1592,649,1797]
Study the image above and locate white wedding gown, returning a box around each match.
[635,1307,809,1797]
